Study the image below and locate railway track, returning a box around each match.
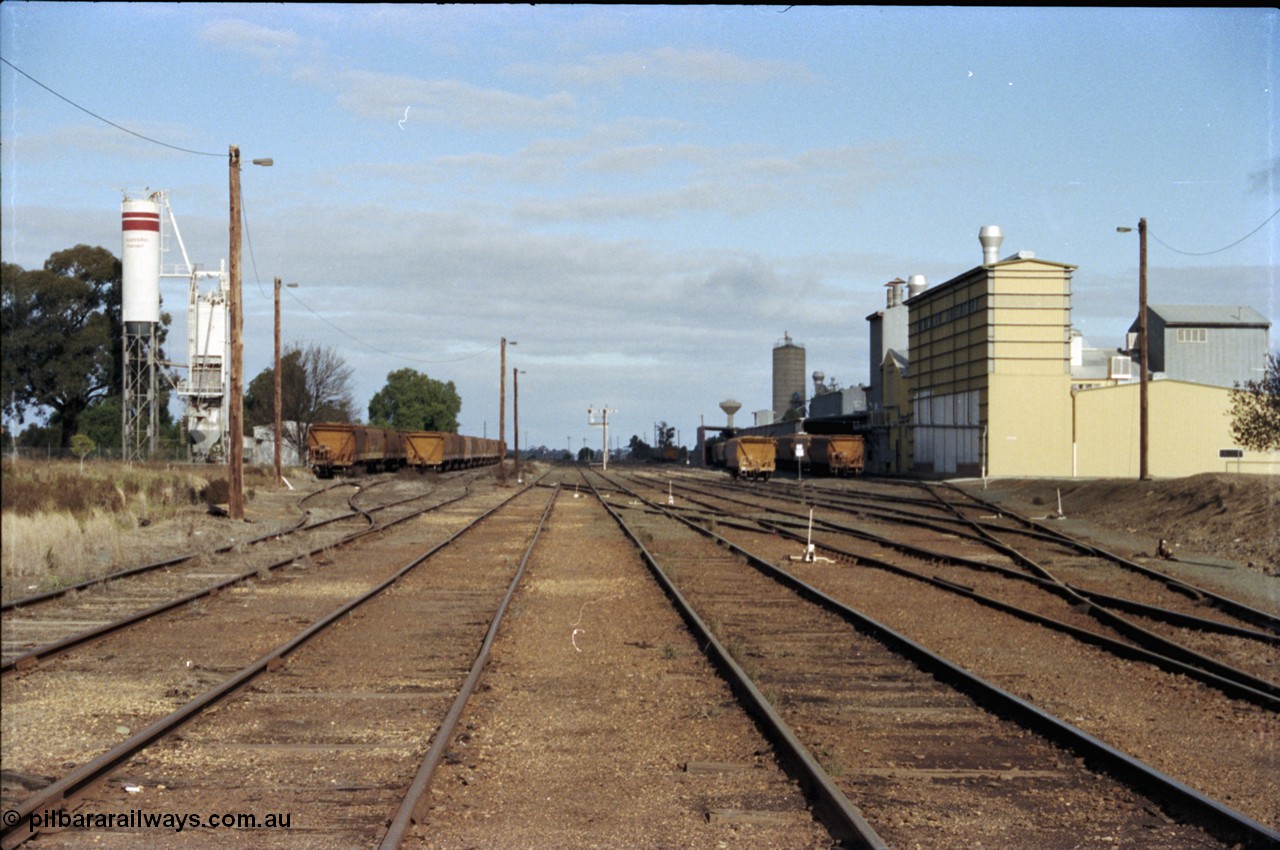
[0,474,530,826]
[394,468,841,849]
[4,464,1274,847]
[659,471,1279,702]
[599,468,1278,848]
[4,469,843,849]
[1,477,554,849]
[0,472,493,673]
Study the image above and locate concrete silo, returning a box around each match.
[772,331,806,422]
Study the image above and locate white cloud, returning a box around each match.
[303,68,578,130]
[512,46,816,86]
[198,19,311,66]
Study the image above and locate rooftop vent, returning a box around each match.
[979,225,1004,265]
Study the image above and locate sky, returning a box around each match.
[2,4,1277,455]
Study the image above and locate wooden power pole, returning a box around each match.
[228,145,244,520]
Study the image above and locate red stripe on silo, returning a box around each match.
[122,214,160,232]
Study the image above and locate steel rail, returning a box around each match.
[757,478,1090,551]
[0,478,541,849]
[647,474,1279,697]
[1066,585,1280,644]
[588,471,888,850]
[0,482,483,675]
[0,482,344,613]
[378,483,560,849]
[749,516,1279,709]
[601,471,1280,850]
[0,477,417,613]
[635,475,1279,705]
[921,481,1280,647]
[770,509,1277,646]
[934,481,1280,634]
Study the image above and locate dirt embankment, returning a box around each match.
[957,473,1279,577]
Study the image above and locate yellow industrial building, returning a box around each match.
[1073,381,1279,477]
[907,246,1075,477]
[877,226,1277,479]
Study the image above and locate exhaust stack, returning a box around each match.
[979,225,1004,265]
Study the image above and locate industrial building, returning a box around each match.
[1071,380,1266,477]
[1131,304,1271,388]
[871,226,1276,478]
[706,226,1275,479]
[906,227,1075,477]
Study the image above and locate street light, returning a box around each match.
[227,146,273,520]
[274,278,298,487]
[1116,218,1149,480]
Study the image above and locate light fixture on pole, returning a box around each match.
[1116,218,1149,481]
[227,147,273,520]
[274,278,298,487]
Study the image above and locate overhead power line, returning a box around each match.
[4,58,483,373]
[1151,207,1280,256]
[0,56,222,157]
[280,287,499,366]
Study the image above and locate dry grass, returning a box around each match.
[0,458,227,588]
[1,510,125,583]
[1,458,216,517]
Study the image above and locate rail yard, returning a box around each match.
[1,464,1276,850]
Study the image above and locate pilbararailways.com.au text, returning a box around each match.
[13,808,292,833]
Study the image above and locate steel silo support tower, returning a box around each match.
[146,191,232,464]
[121,195,163,460]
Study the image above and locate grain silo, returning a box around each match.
[772,331,806,422]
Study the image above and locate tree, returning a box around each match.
[1228,352,1280,452]
[245,348,304,431]
[367,368,461,432]
[78,395,123,455]
[628,434,652,461]
[70,433,96,472]
[244,342,355,456]
[1,245,175,453]
[655,421,676,449]
[2,248,119,450]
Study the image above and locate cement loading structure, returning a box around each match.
[121,191,232,462]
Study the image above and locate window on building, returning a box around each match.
[1176,328,1207,343]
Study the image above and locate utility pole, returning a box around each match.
[274,277,282,486]
[513,368,525,483]
[1117,218,1149,480]
[274,278,297,487]
[227,145,272,519]
[499,337,516,469]
[228,146,244,520]
[587,406,616,471]
[1138,217,1149,481]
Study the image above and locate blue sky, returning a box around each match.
[2,5,1276,453]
